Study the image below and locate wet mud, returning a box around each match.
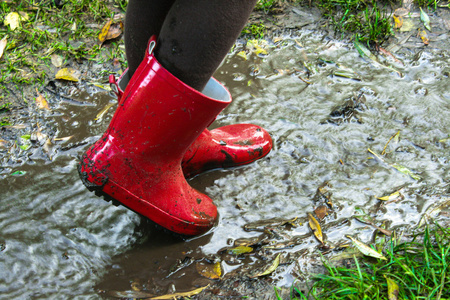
[1,4,450,300]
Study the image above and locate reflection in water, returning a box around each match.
[0,29,449,298]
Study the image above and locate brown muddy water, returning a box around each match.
[1,28,449,299]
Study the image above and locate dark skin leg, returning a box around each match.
[125,0,258,91]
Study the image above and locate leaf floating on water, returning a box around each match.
[420,7,431,31]
[94,102,116,121]
[251,253,281,278]
[368,148,420,180]
[346,235,387,260]
[55,68,80,82]
[11,170,26,176]
[377,190,402,201]
[237,51,248,60]
[391,163,421,180]
[196,261,222,280]
[382,130,400,155]
[385,275,400,300]
[149,285,209,300]
[0,36,7,59]
[333,70,361,80]
[314,205,329,220]
[35,88,50,110]
[418,28,429,45]
[98,18,113,43]
[228,245,253,255]
[308,213,324,244]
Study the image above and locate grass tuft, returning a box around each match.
[293,224,450,299]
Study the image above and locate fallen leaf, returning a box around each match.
[94,102,116,121]
[314,205,329,220]
[196,261,221,279]
[237,51,248,60]
[251,253,281,278]
[0,36,7,59]
[105,21,123,40]
[399,18,415,32]
[98,18,113,43]
[308,213,324,244]
[35,88,50,110]
[51,54,64,68]
[55,68,80,81]
[4,12,21,30]
[228,245,253,255]
[347,235,387,260]
[420,7,431,31]
[393,15,403,29]
[368,148,421,180]
[377,190,402,201]
[385,275,400,300]
[53,135,73,142]
[149,285,209,300]
[418,28,429,45]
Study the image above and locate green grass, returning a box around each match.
[0,0,127,89]
[285,224,450,299]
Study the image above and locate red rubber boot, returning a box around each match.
[78,37,231,235]
[110,72,272,178]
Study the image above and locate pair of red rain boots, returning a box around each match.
[78,37,272,235]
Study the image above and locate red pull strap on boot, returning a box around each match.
[79,36,231,235]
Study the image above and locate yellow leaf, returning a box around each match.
[385,275,399,300]
[196,261,222,279]
[251,253,281,278]
[393,15,403,29]
[347,235,387,260]
[55,68,80,82]
[0,36,7,59]
[35,88,49,110]
[377,190,402,201]
[228,245,253,255]
[98,18,113,43]
[237,51,248,60]
[94,102,115,121]
[4,12,21,31]
[308,213,324,244]
[105,21,123,40]
[149,285,209,300]
[418,28,429,45]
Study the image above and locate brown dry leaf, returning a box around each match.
[308,213,324,244]
[418,28,429,45]
[196,261,222,280]
[98,18,113,43]
[105,21,123,40]
[314,205,329,220]
[149,285,209,300]
[53,136,73,142]
[35,88,50,110]
[0,36,7,59]
[55,68,80,81]
[0,139,7,148]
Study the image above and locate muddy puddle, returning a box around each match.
[1,28,449,299]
